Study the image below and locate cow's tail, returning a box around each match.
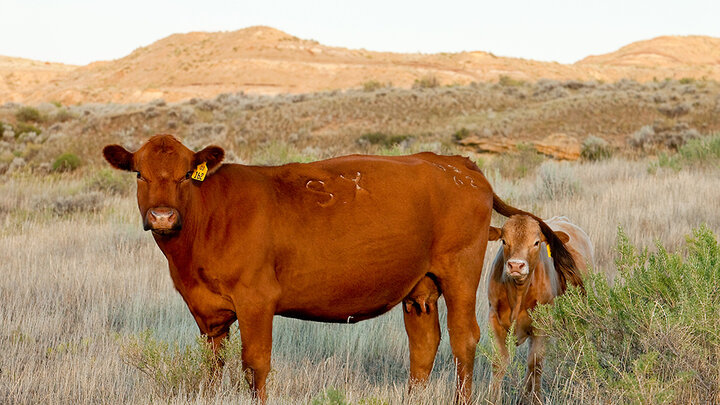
[492,193,584,292]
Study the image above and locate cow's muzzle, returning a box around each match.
[144,207,182,235]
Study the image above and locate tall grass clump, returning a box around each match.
[581,135,612,161]
[676,133,720,165]
[489,144,545,179]
[650,134,720,172]
[412,74,440,89]
[533,226,720,404]
[52,152,81,172]
[15,106,42,123]
[122,327,245,396]
[534,161,580,199]
[122,330,216,396]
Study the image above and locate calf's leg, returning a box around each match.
[489,313,510,404]
[523,335,545,405]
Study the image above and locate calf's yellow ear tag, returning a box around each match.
[546,244,552,258]
[191,162,208,181]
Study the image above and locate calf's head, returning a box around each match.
[489,215,570,283]
[102,135,224,236]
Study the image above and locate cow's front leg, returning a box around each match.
[234,295,277,403]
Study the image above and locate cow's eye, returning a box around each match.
[185,171,193,180]
[136,171,142,179]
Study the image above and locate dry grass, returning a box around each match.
[1,148,719,403]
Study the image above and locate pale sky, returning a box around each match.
[1,0,719,66]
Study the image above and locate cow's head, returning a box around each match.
[489,215,570,283]
[102,135,224,236]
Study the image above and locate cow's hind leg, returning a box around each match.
[435,264,483,404]
[403,276,441,390]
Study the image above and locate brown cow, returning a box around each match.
[487,215,593,404]
[103,135,576,403]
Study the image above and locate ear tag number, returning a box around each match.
[546,244,552,258]
[191,162,208,181]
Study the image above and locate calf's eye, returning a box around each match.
[534,240,540,246]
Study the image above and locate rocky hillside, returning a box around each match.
[2,27,720,104]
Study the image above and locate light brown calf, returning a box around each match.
[487,215,593,404]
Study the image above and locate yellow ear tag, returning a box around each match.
[191,162,208,181]
[546,244,552,258]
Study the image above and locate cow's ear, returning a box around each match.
[103,144,134,171]
[554,230,570,244]
[488,226,502,241]
[193,146,224,173]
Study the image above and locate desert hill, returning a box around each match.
[578,35,720,67]
[2,26,720,104]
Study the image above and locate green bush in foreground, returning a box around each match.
[123,327,245,396]
[533,225,720,404]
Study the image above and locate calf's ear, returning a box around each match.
[488,226,502,241]
[554,230,570,244]
[103,145,134,171]
[193,145,225,172]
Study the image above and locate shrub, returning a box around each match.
[356,132,411,147]
[311,387,348,405]
[122,330,216,396]
[52,153,81,172]
[14,122,42,137]
[452,127,471,141]
[15,106,42,123]
[534,161,580,199]
[677,134,720,165]
[362,80,384,92]
[412,74,439,89]
[122,328,244,395]
[498,75,524,87]
[533,226,720,403]
[629,122,700,151]
[251,141,319,165]
[86,168,133,195]
[657,103,691,118]
[52,108,74,123]
[489,143,545,179]
[34,191,103,216]
[581,136,612,161]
